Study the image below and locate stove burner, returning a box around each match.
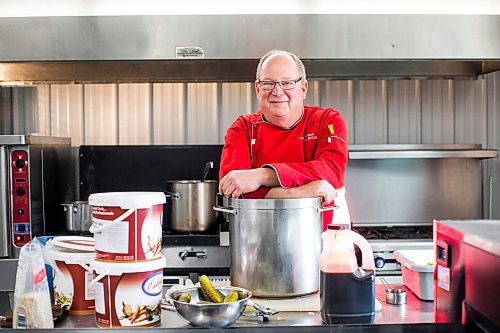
[352,226,432,240]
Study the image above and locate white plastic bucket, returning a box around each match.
[89,192,165,262]
[89,256,166,328]
[45,236,95,315]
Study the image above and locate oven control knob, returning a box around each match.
[374,257,385,268]
[16,187,25,196]
[15,159,25,168]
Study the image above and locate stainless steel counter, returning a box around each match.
[436,220,500,257]
[54,284,434,330]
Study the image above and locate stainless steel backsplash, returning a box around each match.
[1,73,499,219]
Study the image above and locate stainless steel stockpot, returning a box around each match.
[214,197,335,298]
[61,201,92,232]
[166,180,218,232]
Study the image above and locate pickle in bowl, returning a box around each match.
[169,285,252,327]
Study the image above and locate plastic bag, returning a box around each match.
[13,238,54,329]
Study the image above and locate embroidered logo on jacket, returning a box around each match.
[328,124,334,134]
[299,133,317,142]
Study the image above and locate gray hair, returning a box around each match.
[256,50,306,81]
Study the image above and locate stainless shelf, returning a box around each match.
[348,144,498,160]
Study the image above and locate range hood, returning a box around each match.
[1,14,500,83]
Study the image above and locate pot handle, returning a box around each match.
[317,205,339,213]
[61,203,72,212]
[164,191,181,200]
[213,206,237,215]
[89,208,134,233]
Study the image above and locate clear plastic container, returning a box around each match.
[394,249,435,301]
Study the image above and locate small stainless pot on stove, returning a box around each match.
[166,180,218,232]
[61,201,92,232]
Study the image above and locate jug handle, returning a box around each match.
[351,231,376,271]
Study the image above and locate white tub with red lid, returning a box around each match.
[89,192,165,262]
[89,256,166,328]
[45,236,95,315]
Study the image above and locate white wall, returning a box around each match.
[1,0,500,17]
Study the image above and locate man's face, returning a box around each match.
[255,54,308,128]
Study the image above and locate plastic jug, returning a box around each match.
[320,224,376,324]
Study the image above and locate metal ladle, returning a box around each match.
[380,278,407,305]
[201,161,214,182]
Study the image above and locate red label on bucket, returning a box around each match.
[54,260,95,314]
[93,267,163,328]
[91,204,163,262]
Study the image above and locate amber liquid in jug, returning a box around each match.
[319,224,375,324]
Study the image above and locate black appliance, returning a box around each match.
[0,135,72,258]
[79,145,230,280]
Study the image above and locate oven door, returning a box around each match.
[0,146,11,257]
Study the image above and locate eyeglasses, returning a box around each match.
[258,77,302,91]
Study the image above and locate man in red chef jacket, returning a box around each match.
[219,49,350,230]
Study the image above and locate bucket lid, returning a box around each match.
[46,239,95,264]
[88,192,166,209]
[90,256,166,275]
[52,236,95,252]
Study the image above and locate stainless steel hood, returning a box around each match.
[1,14,500,83]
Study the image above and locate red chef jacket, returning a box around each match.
[220,105,348,230]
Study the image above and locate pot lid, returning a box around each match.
[51,236,95,252]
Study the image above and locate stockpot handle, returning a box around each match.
[317,205,339,213]
[213,206,237,215]
[61,203,72,212]
[61,203,83,214]
[164,191,181,200]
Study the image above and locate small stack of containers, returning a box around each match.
[45,236,96,315]
[88,192,166,328]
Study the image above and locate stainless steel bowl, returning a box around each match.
[169,286,252,327]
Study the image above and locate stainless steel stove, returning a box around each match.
[161,230,231,286]
[353,226,433,276]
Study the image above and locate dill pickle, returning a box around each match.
[178,292,191,303]
[237,291,248,300]
[223,291,238,303]
[199,275,222,303]
[197,301,213,304]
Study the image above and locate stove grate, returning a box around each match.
[352,225,433,240]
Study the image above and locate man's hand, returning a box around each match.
[219,168,279,198]
[266,179,338,204]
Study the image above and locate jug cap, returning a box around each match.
[327,223,350,230]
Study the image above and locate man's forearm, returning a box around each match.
[264,180,337,204]
[265,186,294,199]
[256,167,281,187]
